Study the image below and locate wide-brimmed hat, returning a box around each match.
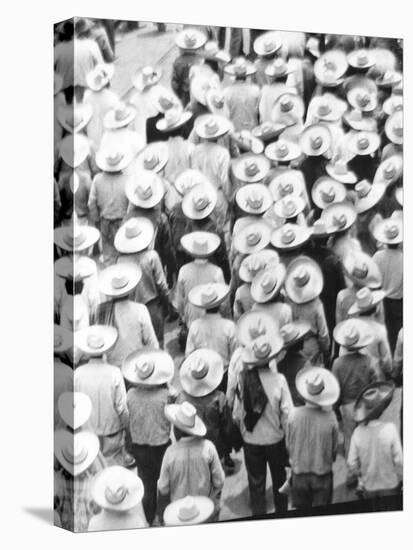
[348,131,381,156]
[253,31,282,56]
[296,366,340,407]
[242,334,284,366]
[86,63,115,91]
[224,56,256,77]
[280,321,311,350]
[57,102,93,133]
[136,142,168,173]
[372,214,403,245]
[95,142,134,172]
[273,195,306,220]
[122,349,174,386]
[156,107,193,132]
[385,111,403,145]
[376,70,402,88]
[310,219,331,239]
[188,283,230,310]
[272,93,305,121]
[233,130,264,154]
[232,154,271,183]
[75,325,118,356]
[54,255,95,281]
[271,223,312,251]
[54,429,99,476]
[239,249,279,283]
[180,348,224,397]
[99,263,142,298]
[237,311,278,346]
[285,256,323,304]
[195,113,233,140]
[353,381,395,423]
[175,28,207,50]
[190,75,214,106]
[114,217,155,254]
[310,93,347,122]
[333,318,374,350]
[347,49,376,70]
[252,120,295,143]
[306,36,321,58]
[54,72,63,95]
[343,109,377,132]
[251,264,286,303]
[325,161,358,185]
[320,200,357,233]
[153,89,181,114]
[343,251,382,289]
[269,171,304,201]
[373,155,403,186]
[345,76,378,112]
[203,41,231,63]
[182,182,217,220]
[54,224,100,253]
[205,88,227,116]
[265,139,302,163]
[58,392,92,430]
[92,466,144,512]
[132,65,162,91]
[354,180,385,214]
[383,94,403,116]
[300,124,332,157]
[233,220,272,254]
[265,58,293,79]
[235,183,273,215]
[165,402,206,436]
[125,170,165,209]
[348,287,386,316]
[314,50,348,87]
[164,496,214,526]
[181,231,221,258]
[174,169,211,196]
[395,187,403,207]
[54,324,72,354]
[312,176,347,209]
[103,103,137,130]
[58,134,90,168]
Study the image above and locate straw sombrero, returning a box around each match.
[54,224,100,253]
[165,402,206,437]
[103,103,137,130]
[95,143,134,172]
[252,120,295,143]
[224,56,256,77]
[354,180,385,214]
[57,102,93,133]
[164,496,214,527]
[383,95,403,116]
[174,169,211,197]
[348,287,386,316]
[54,429,99,476]
[75,325,118,356]
[122,349,174,386]
[99,263,142,298]
[348,131,381,156]
[232,130,264,155]
[320,201,357,233]
[180,348,224,397]
[333,318,374,350]
[385,111,403,145]
[343,251,382,289]
[180,231,221,259]
[190,75,214,106]
[136,142,168,173]
[345,76,378,112]
[153,89,181,114]
[232,154,271,183]
[325,161,358,185]
[114,217,155,254]
[54,255,96,281]
[235,183,273,215]
[269,170,304,201]
[188,283,230,310]
[353,381,395,423]
[372,214,403,245]
[194,114,233,140]
[265,139,302,163]
[347,49,376,70]
[156,107,193,132]
[253,31,282,56]
[54,325,72,354]
[236,311,278,347]
[285,255,323,304]
[233,220,272,254]
[92,466,144,512]
[125,170,165,209]
[251,263,286,303]
[132,65,162,91]
[296,366,340,407]
[58,392,92,430]
[314,50,348,87]
[86,63,115,91]
[299,124,332,157]
[238,249,279,283]
[272,93,305,121]
[175,28,207,50]
[343,109,377,132]
[203,41,231,63]
[205,88,227,116]
[376,70,402,88]
[271,223,312,251]
[242,334,284,366]
[182,182,217,220]
[373,155,403,186]
[265,58,294,79]
[58,134,90,168]
[312,176,347,209]
[280,321,311,350]
[273,195,306,220]
[309,93,347,123]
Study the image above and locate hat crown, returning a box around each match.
[165,108,182,125]
[393,124,403,137]
[362,388,381,410]
[62,440,88,465]
[191,358,209,380]
[192,236,209,254]
[184,33,197,48]
[159,95,174,110]
[114,105,130,122]
[357,136,370,150]
[246,189,264,210]
[64,227,87,247]
[105,484,129,505]
[318,102,331,116]
[306,374,325,396]
[280,97,294,112]
[281,226,296,244]
[136,181,154,200]
[313,220,327,235]
[143,153,159,170]
[234,57,247,75]
[211,92,224,108]
[343,325,361,346]
[246,229,261,246]
[352,260,368,279]
[356,92,371,108]
[355,179,372,198]
[252,337,272,359]
[282,198,298,217]
[280,323,299,343]
[320,185,336,203]
[125,219,142,239]
[261,273,277,294]
[204,118,219,136]
[176,402,197,428]
[280,182,294,197]
[333,162,347,175]
[294,266,311,287]
[248,256,264,276]
[357,51,369,65]
[248,319,266,340]
[111,271,129,290]
[356,287,374,308]
[67,110,83,127]
[177,497,200,521]
[136,360,155,380]
[106,151,124,166]
[192,189,210,211]
[332,213,347,229]
[384,222,399,239]
[310,135,323,150]
[383,162,396,178]
[264,39,276,52]
[276,141,289,157]
[201,284,218,305]
[87,334,105,350]
[245,161,259,177]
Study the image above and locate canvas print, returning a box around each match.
[53,17,403,532]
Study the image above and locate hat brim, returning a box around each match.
[373,157,403,186]
[114,218,154,254]
[238,249,280,283]
[372,222,403,245]
[180,232,221,258]
[232,155,271,183]
[325,164,358,185]
[273,196,306,219]
[356,183,385,214]
[195,117,233,140]
[156,111,193,132]
[176,30,207,50]
[343,257,382,290]
[250,264,286,304]
[281,322,311,350]
[236,311,278,347]
[233,223,272,254]
[165,404,207,436]
[54,226,100,252]
[86,63,115,91]
[180,349,224,397]
[264,141,302,162]
[188,284,230,310]
[54,430,99,476]
[92,466,144,512]
[353,381,395,423]
[224,63,256,77]
[271,224,312,251]
[182,185,218,220]
[312,178,347,210]
[333,319,375,350]
[253,121,295,143]
[75,325,118,356]
[164,496,214,526]
[296,366,340,407]
[242,338,283,366]
[122,349,174,386]
[348,132,381,156]
[136,143,168,173]
[99,263,142,298]
[320,201,357,234]
[300,125,332,157]
[132,70,162,91]
[58,392,92,430]
[233,133,264,155]
[285,257,324,304]
[348,290,386,316]
[54,256,96,280]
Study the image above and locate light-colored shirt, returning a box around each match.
[233,283,254,321]
[127,386,171,446]
[88,171,131,222]
[290,297,330,354]
[74,38,104,87]
[251,301,293,331]
[224,82,261,132]
[373,248,403,300]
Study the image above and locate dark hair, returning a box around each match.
[207,305,221,314]
[173,426,188,441]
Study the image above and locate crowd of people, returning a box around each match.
[53,17,403,532]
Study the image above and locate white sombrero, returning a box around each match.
[285,255,324,304]
[180,231,221,259]
[54,224,100,253]
[343,109,377,132]
[175,28,207,50]
[265,57,294,79]
[180,348,224,397]
[343,251,382,289]
[271,223,312,251]
[114,217,155,254]
[188,283,230,310]
[312,176,347,209]
[237,311,278,347]
[182,182,218,220]
[156,107,193,132]
[54,429,99,477]
[272,93,305,121]
[252,120,295,143]
[372,214,403,245]
[86,63,115,91]
[280,321,311,350]
[103,103,137,130]
[325,161,358,185]
[164,496,214,526]
[347,49,376,70]
[99,263,142,298]
[232,130,264,155]
[314,50,348,87]
[75,325,118,356]
[300,124,332,157]
[238,249,279,283]
[132,65,162,91]
[242,334,284,366]
[236,183,273,215]
[232,154,271,183]
[122,349,174,386]
[58,392,92,430]
[373,155,403,186]
[269,170,304,201]
[320,200,357,233]
[273,195,306,220]
[251,263,286,303]
[136,142,168,173]
[194,113,233,140]
[174,169,211,197]
[383,95,403,116]
[348,287,387,316]
[354,180,385,214]
[345,76,378,113]
[233,220,272,254]
[54,255,96,281]
[296,366,340,407]
[58,134,90,168]
[224,56,256,77]
[165,402,207,437]
[309,93,347,123]
[92,466,144,512]
[265,139,302,163]
[205,88,227,116]
[333,318,374,350]
[125,170,165,209]
[95,143,134,172]
[203,41,231,63]
[253,31,282,56]
[57,102,93,133]
[348,131,381,156]
[385,111,403,145]
[376,70,402,88]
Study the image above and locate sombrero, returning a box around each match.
[296,366,340,407]
[95,143,134,172]
[265,58,294,79]
[190,75,214,106]
[180,231,221,259]
[299,124,332,157]
[54,429,99,477]
[205,88,227,116]
[54,224,100,253]
[285,255,323,304]
[164,496,214,527]
[242,334,284,366]
[156,107,193,132]
[343,251,382,289]
[353,381,395,423]
[314,50,348,87]
[58,134,90,168]
[125,170,165,209]
[354,180,385,214]
[180,348,224,397]
[373,155,403,187]
[99,263,142,298]
[372,214,403,245]
[122,349,174,386]
[54,72,63,95]
[310,93,347,122]
[235,183,273,215]
[383,95,403,116]
[376,70,402,88]
[273,195,306,220]
[306,36,321,58]
[239,249,279,283]
[54,255,96,281]
[280,321,311,350]
[347,49,376,70]
[188,283,230,310]
[75,325,118,356]
[253,31,282,56]
[182,182,218,220]
[265,139,302,163]
[236,311,278,347]
[136,142,168,173]
[269,170,304,201]
[175,28,207,50]
[232,130,264,155]
[153,89,181,114]
[348,287,387,316]
[103,103,137,130]
[325,161,358,185]
[320,200,357,233]
[174,169,211,197]
[232,154,271,183]
[92,466,144,512]
[114,217,155,254]
[58,392,92,430]
[57,102,93,133]
[312,176,347,209]
[252,120,295,143]
[233,220,272,254]
[86,63,115,91]
[54,324,72,354]
[251,263,286,303]
[194,113,233,140]
[132,65,162,91]
[310,219,331,239]
[343,109,377,132]
[345,76,378,112]
[272,93,305,121]
[385,111,403,145]
[333,318,374,350]
[203,41,231,63]
[271,223,312,251]
[224,56,256,77]
[165,402,207,437]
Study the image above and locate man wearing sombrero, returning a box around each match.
[172,28,207,106]
[224,57,261,132]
